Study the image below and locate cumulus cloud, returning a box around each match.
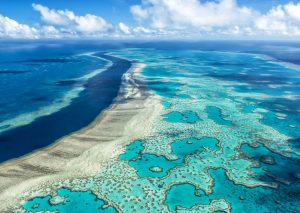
[1,1,300,39]
[118,22,130,34]
[0,15,38,38]
[131,0,256,29]
[133,26,152,34]
[130,0,300,37]
[256,2,300,36]
[32,3,112,34]
[0,4,130,39]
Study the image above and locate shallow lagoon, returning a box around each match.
[20,47,300,212]
[24,188,116,213]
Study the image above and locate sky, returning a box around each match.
[0,0,300,39]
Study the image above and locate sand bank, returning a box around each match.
[0,61,162,211]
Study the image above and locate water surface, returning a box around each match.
[3,42,299,213]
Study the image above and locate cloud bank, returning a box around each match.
[131,0,255,29]
[131,0,300,37]
[256,2,300,36]
[32,4,112,34]
[0,1,300,39]
[0,15,38,38]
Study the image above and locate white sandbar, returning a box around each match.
[0,62,162,212]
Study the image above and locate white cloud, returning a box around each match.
[118,22,131,34]
[32,3,73,26]
[32,3,112,34]
[285,2,300,22]
[133,26,152,34]
[39,25,64,38]
[0,15,38,38]
[131,5,149,22]
[1,1,300,39]
[255,2,300,36]
[130,0,300,38]
[0,4,128,39]
[131,0,256,30]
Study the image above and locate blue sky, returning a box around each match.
[0,0,299,39]
[0,0,139,25]
[0,0,293,24]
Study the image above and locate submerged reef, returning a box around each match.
[24,188,117,213]
[17,49,300,213]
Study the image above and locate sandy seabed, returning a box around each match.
[0,61,162,212]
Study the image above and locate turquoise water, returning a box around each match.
[120,139,182,178]
[163,111,201,123]
[171,137,219,158]
[165,183,210,212]
[24,188,116,213]
[206,106,233,126]
[19,47,300,212]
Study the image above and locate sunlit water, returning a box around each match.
[2,43,299,212]
[0,45,131,162]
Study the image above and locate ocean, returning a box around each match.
[0,43,131,162]
[0,41,299,212]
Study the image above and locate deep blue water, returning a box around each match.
[1,40,300,164]
[0,48,131,162]
[11,41,300,213]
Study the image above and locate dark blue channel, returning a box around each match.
[0,54,131,163]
